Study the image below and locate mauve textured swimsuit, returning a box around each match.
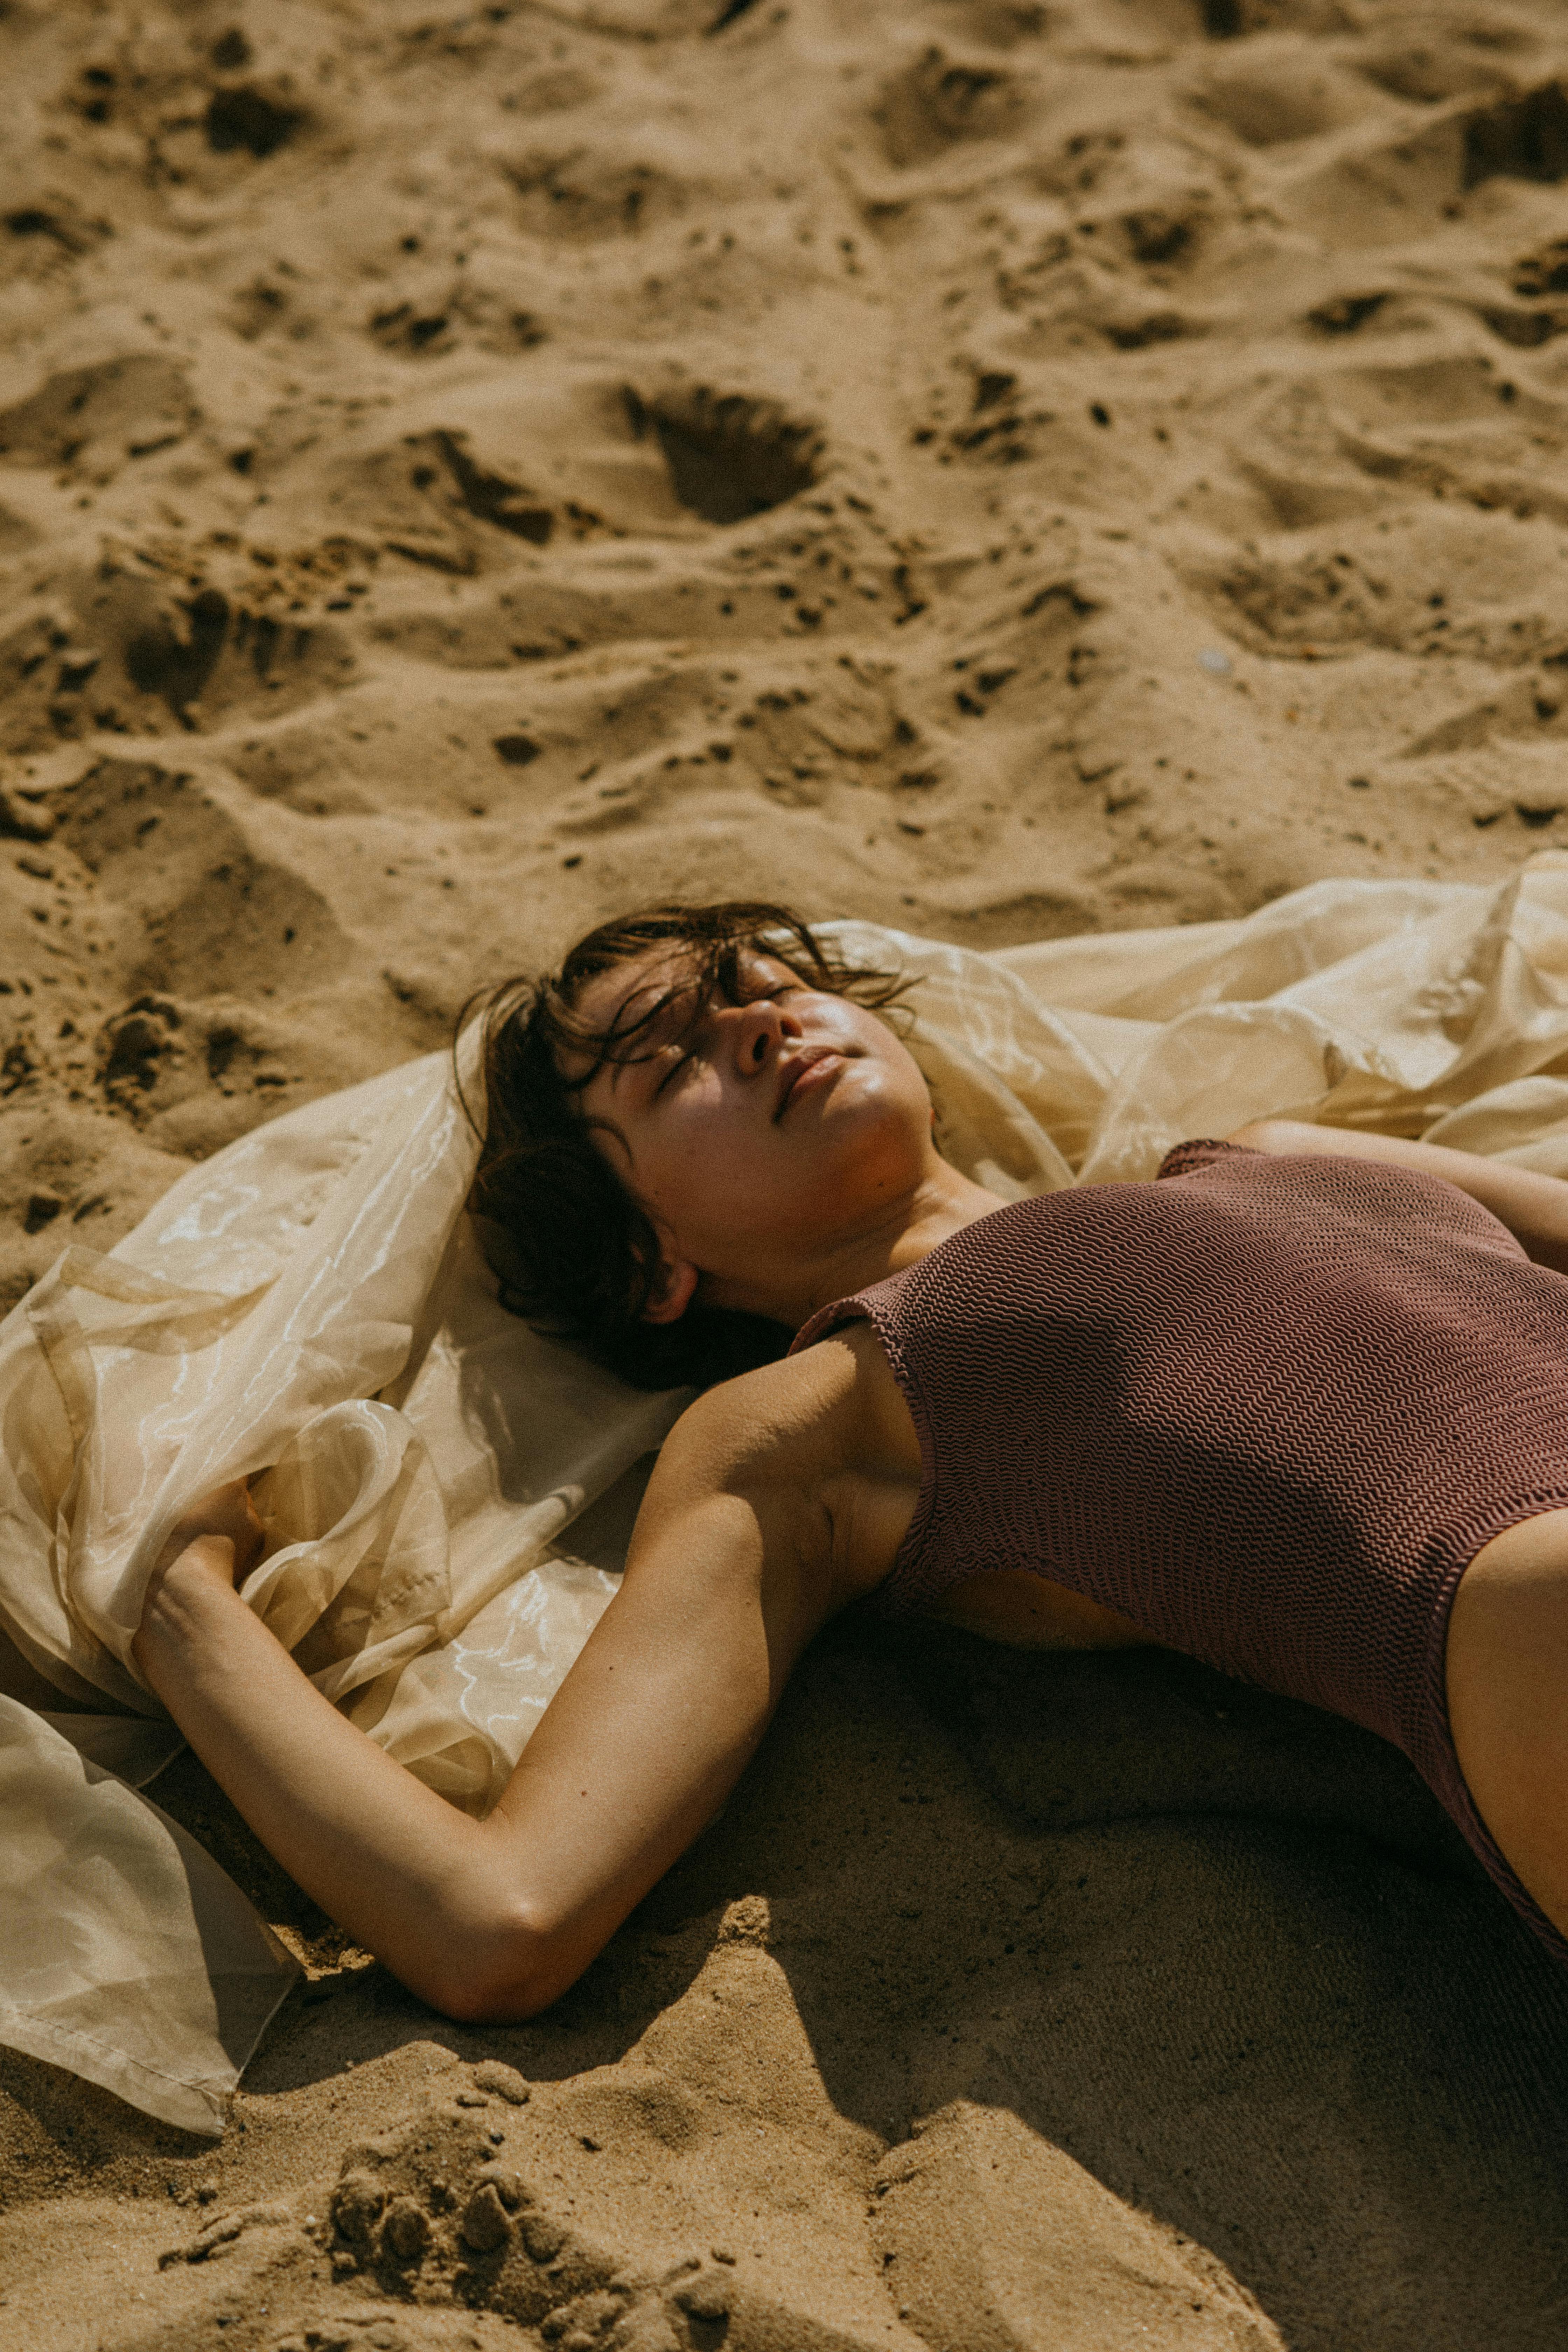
[791,1139,1568,1964]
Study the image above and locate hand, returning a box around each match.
[151,1479,266,1590]
[133,1480,266,1677]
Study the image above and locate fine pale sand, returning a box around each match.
[5,2,1568,2346]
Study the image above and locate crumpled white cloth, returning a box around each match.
[7,858,1568,2131]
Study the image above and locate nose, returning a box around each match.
[729,994,797,1074]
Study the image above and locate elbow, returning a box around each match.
[1226,1117,1312,1154]
[414,1899,572,2026]
[431,1975,547,2029]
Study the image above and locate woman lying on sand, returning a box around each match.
[132,900,1568,2012]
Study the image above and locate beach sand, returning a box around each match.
[5,0,1568,2344]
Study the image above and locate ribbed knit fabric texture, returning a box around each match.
[792,1139,1568,1964]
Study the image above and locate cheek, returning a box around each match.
[634,1101,756,1210]
[840,1049,931,1128]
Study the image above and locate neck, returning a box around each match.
[706,1159,1007,1333]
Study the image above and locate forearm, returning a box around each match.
[132,1556,536,2017]
[1230,1119,1568,1275]
[131,1421,839,2029]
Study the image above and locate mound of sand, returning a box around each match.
[5,0,1568,2345]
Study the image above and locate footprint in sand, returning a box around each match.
[873,46,1031,172]
[54,760,348,1003]
[1286,77,1568,250]
[621,384,822,525]
[0,356,195,478]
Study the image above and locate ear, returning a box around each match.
[640,1254,700,1326]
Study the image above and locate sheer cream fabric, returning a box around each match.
[6,858,1568,2132]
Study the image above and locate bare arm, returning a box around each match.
[132,1376,844,2022]
[1227,1118,1568,1275]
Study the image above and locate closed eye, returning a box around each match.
[648,974,803,1096]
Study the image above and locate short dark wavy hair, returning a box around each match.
[462,901,912,1390]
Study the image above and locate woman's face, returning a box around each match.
[565,945,939,1315]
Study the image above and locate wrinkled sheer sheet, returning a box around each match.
[8,856,1568,2131]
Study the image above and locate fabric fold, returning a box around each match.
[0,1697,296,2136]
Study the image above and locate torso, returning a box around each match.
[756,1140,1568,1967]
[670,1142,1568,1967]
[738,1317,1156,1652]
[710,1146,1568,1669]
[763,1313,1568,1651]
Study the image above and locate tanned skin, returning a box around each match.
[114,953,1568,2016]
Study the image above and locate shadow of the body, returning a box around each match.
[618,1619,1568,2352]
[12,1619,1568,2352]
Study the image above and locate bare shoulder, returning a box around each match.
[646,1325,892,1502]
[632,1319,916,1598]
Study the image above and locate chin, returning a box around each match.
[801,1098,929,1192]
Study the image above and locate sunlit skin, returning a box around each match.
[85,945,1568,2016]
[564,946,1002,1332]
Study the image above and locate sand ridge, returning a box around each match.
[5,0,1568,2345]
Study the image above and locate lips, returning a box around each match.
[774,1046,841,1119]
